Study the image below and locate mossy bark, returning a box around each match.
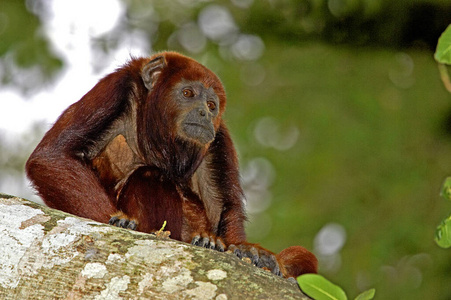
[0,193,309,299]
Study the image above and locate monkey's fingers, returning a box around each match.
[228,243,281,277]
[109,212,137,230]
[214,237,226,252]
[191,235,210,249]
[191,234,225,252]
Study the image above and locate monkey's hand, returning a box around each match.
[109,211,138,230]
[191,233,226,252]
[228,243,281,277]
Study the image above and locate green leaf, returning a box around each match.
[355,288,376,300]
[435,25,451,64]
[440,177,451,201]
[297,274,348,300]
[435,217,451,248]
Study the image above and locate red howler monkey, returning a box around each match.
[26,52,317,278]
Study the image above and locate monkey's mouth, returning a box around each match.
[182,122,215,144]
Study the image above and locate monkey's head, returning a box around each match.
[137,52,227,178]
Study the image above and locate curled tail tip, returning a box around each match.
[277,245,318,278]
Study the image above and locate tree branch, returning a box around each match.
[0,193,308,299]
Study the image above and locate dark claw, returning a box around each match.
[216,239,225,252]
[208,237,216,250]
[228,244,282,277]
[117,219,129,228]
[192,235,226,252]
[109,216,119,226]
[109,216,137,231]
[199,237,210,248]
[259,253,281,276]
[191,235,211,248]
[249,246,260,266]
[191,235,201,246]
[229,244,243,258]
[273,263,282,276]
[127,220,137,230]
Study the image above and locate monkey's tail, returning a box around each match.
[276,245,318,278]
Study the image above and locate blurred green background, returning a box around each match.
[1,0,451,298]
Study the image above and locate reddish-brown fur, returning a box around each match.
[26,51,317,278]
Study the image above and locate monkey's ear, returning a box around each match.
[142,56,166,91]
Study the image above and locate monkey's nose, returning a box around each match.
[199,109,206,117]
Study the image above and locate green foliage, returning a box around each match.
[439,177,451,201]
[434,26,451,249]
[436,177,451,248]
[297,274,375,300]
[355,289,376,300]
[434,25,451,93]
[434,25,451,64]
[298,274,348,300]
[435,218,451,248]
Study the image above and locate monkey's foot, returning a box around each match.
[109,212,137,230]
[228,243,281,277]
[191,234,226,252]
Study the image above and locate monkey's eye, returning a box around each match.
[182,88,195,98]
[207,101,216,111]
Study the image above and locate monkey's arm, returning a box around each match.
[26,71,135,223]
[204,124,317,278]
[26,152,117,223]
[204,126,280,273]
[205,124,247,243]
[179,187,226,251]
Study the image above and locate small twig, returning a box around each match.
[157,220,167,235]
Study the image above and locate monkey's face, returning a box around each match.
[173,79,220,145]
[139,52,226,157]
[139,53,226,177]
